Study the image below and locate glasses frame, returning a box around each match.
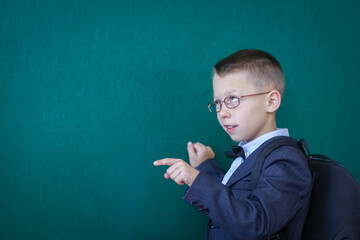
[207,91,271,113]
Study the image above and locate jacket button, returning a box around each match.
[202,208,210,214]
[191,200,198,206]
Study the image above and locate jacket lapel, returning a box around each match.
[225,153,257,187]
[224,136,292,188]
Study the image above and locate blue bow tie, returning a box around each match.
[225,146,246,159]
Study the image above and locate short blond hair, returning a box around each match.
[213,49,285,96]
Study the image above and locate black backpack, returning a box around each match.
[251,137,360,240]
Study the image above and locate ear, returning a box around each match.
[266,90,281,113]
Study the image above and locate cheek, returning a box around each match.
[237,102,265,130]
[247,98,266,115]
[247,103,267,128]
[249,104,264,119]
[217,114,223,126]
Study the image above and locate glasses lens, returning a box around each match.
[225,96,240,109]
[208,102,218,112]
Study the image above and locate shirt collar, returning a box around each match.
[239,128,290,158]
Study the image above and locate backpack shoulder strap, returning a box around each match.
[250,136,300,190]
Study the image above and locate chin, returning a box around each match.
[229,132,252,143]
[229,134,243,143]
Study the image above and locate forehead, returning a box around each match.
[212,71,257,97]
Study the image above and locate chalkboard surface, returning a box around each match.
[1,1,359,239]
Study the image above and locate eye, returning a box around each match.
[229,96,239,103]
[225,96,240,108]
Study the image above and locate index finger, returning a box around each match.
[153,158,181,166]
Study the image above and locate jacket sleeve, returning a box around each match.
[195,158,225,182]
[182,146,312,240]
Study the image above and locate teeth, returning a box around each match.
[227,126,234,128]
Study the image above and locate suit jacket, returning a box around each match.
[182,136,312,240]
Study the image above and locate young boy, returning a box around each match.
[154,49,312,240]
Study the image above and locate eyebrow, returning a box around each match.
[214,90,242,99]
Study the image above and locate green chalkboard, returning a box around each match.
[1,0,359,239]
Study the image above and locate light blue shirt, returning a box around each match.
[222,128,290,185]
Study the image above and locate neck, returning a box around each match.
[246,114,277,143]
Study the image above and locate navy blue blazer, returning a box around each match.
[183,137,312,240]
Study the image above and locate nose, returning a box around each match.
[218,105,231,118]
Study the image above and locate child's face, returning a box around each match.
[213,71,271,143]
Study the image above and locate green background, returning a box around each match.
[1,0,359,239]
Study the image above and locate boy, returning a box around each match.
[154,49,312,240]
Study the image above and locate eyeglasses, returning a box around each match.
[207,91,271,113]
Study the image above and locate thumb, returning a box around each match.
[187,141,197,159]
[193,142,206,152]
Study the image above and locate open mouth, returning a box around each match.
[224,125,238,133]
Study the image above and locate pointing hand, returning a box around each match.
[153,158,200,187]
